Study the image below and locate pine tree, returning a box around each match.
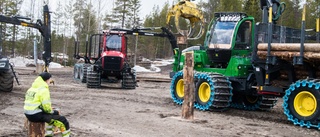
[276,0,301,28]
[112,0,133,28]
[73,0,86,39]
[306,0,320,30]
[73,0,98,53]
[53,1,64,35]
[218,0,242,12]
[198,0,220,20]
[140,2,177,59]
[243,0,261,22]
[0,0,22,56]
[127,0,142,28]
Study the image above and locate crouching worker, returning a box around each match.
[24,72,71,137]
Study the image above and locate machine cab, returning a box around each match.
[88,31,128,71]
[205,13,254,65]
[102,32,127,57]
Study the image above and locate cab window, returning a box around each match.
[106,35,121,51]
[234,21,252,50]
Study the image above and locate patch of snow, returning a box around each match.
[134,58,173,73]
[152,59,174,67]
[133,65,161,73]
[9,56,173,72]
[9,56,63,68]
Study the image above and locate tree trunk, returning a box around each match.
[181,52,194,120]
[28,121,45,137]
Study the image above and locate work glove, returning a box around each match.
[52,108,60,115]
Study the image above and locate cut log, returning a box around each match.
[258,43,320,52]
[257,51,320,60]
[28,121,45,137]
[182,52,195,120]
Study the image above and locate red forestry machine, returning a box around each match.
[73,27,177,89]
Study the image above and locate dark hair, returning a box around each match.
[39,72,51,81]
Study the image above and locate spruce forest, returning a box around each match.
[0,0,319,66]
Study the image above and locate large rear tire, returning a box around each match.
[283,79,320,129]
[80,64,89,83]
[170,71,184,105]
[121,72,136,89]
[0,69,14,92]
[234,95,277,111]
[86,65,101,88]
[73,64,80,80]
[194,73,232,111]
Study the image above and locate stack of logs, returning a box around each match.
[257,43,320,61]
[257,43,320,80]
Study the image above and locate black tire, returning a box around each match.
[283,79,320,129]
[195,79,212,106]
[121,72,136,89]
[243,95,277,111]
[80,64,89,83]
[258,96,278,111]
[287,87,320,122]
[170,71,184,105]
[242,95,260,110]
[0,69,14,92]
[194,73,232,111]
[73,65,80,80]
[86,65,101,88]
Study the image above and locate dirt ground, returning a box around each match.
[0,66,320,137]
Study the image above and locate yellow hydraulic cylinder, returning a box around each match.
[317,18,319,32]
[302,4,306,21]
[269,7,272,23]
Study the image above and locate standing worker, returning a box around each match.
[24,72,71,137]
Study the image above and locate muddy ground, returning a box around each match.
[0,66,320,137]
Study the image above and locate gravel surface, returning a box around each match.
[0,66,319,137]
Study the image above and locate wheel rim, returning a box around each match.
[80,67,84,79]
[198,82,211,103]
[294,91,317,117]
[74,67,78,78]
[176,79,184,98]
[245,95,259,104]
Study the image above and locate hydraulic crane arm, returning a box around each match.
[0,5,51,72]
[0,15,42,33]
[260,0,286,23]
[166,0,205,40]
[110,27,178,54]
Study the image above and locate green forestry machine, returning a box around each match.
[170,0,320,129]
[0,5,52,92]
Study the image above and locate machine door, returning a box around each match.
[89,34,103,59]
[234,20,252,50]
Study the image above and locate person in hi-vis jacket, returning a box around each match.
[24,72,71,137]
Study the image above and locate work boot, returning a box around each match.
[45,125,54,137]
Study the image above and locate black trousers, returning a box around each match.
[25,110,70,130]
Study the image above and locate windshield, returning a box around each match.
[209,21,236,45]
[106,35,121,51]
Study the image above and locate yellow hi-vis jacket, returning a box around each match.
[24,76,53,115]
